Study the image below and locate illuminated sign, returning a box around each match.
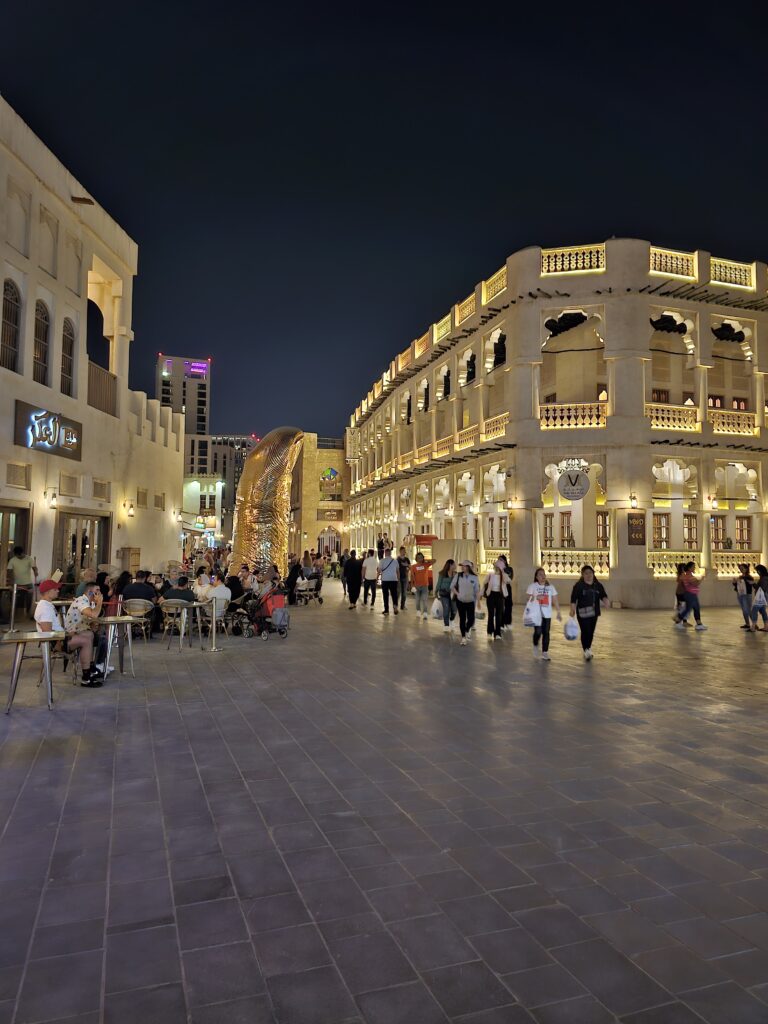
[185,360,209,376]
[628,512,646,546]
[317,509,342,521]
[14,402,82,462]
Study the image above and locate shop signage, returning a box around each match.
[557,470,590,501]
[318,509,342,521]
[14,401,82,462]
[628,511,646,545]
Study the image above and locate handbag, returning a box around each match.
[523,598,542,628]
[577,604,596,619]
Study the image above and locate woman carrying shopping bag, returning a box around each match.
[525,568,561,660]
[569,565,609,661]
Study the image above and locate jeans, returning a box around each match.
[457,600,475,637]
[682,593,701,623]
[381,581,399,613]
[738,593,752,625]
[750,603,768,626]
[533,617,551,651]
[363,579,377,605]
[486,592,504,637]
[578,614,597,651]
[439,594,456,626]
[414,586,429,613]
[399,579,408,608]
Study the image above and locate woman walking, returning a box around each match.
[734,563,754,630]
[499,555,514,632]
[436,559,457,633]
[343,550,363,609]
[410,552,433,620]
[569,565,609,660]
[676,561,707,631]
[482,560,509,641]
[526,568,560,660]
[750,564,768,632]
[451,560,480,646]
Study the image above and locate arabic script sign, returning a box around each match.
[14,401,82,462]
[557,470,590,501]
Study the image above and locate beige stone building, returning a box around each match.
[346,239,768,607]
[289,434,349,557]
[0,97,184,588]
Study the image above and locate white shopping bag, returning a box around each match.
[523,599,542,628]
[431,598,443,619]
[564,616,579,641]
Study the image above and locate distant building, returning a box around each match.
[156,353,211,435]
[0,96,184,591]
[183,433,258,547]
[289,435,349,556]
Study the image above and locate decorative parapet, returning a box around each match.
[647,550,701,577]
[645,403,700,432]
[707,409,758,436]
[434,435,453,458]
[483,266,507,303]
[712,550,762,577]
[650,247,696,280]
[457,293,476,325]
[541,548,610,576]
[481,411,509,440]
[710,257,754,290]
[414,442,432,465]
[435,314,452,342]
[397,348,412,372]
[540,402,607,430]
[398,450,413,470]
[456,424,479,451]
[541,244,605,276]
[414,332,430,359]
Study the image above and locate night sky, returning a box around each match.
[3,3,766,437]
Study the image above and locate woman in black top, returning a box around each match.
[343,550,363,609]
[569,565,609,661]
[499,555,514,631]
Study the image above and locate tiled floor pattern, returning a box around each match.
[0,585,768,1022]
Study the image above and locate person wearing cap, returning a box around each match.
[34,579,64,635]
[450,560,480,646]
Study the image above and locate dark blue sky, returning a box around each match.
[3,2,766,436]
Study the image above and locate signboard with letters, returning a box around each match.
[14,401,82,462]
[628,511,646,546]
[317,509,342,522]
[557,470,590,501]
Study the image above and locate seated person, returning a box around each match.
[123,570,158,603]
[207,572,232,616]
[34,578,64,634]
[75,568,97,597]
[64,581,106,686]
[160,575,195,603]
[226,575,245,601]
[192,566,212,601]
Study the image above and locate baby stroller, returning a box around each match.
[246,584,290,640]
[294,571,324,606]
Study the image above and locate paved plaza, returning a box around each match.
[1,584,768,1023]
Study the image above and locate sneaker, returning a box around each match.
[674,621,685,630]
[695,623,707,631]
[584,649,593,661]
[96,664,115,676]
[460,637,467,646]
[532,646,539,657]
[382,610,389,615]
[443,626,450,633]
[541,651,551,660]
[740,624,751,629]
[422,612,429,620]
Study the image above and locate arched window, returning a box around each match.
[1,279,21,373]
[61,318,75,396]
[33,300,50,385]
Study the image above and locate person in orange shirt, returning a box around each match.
[409,552,434,619]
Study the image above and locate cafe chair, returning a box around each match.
[122,599,154,644]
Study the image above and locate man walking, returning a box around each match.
[379,548,399,615]
[7,544,38,618]
[362,549,379,608]
[397,546,411,610]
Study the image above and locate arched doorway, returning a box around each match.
[317,526,341,557]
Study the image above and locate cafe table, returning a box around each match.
[0,630,65,713]
[101,616,135,677]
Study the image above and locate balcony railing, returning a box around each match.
[541,548,610,576]
[397,348,412,372]
[712,551,762,578]
[483,266,507,302]
[647,550,702,578]
[414,332,430,359]
[482,412,509,441]
[456,424,479,451]
[398,450,413,470]
[457,293,476,324]
[649,247,696,280]
[435,435,453,458]
[87,360,117,416]
[541,244,605,275]
[540,401,606,430]
[435,314,452,342]
[710,257,754,290]
[414,442,432,465]
[707,409,757,436]
[645,402,700,432]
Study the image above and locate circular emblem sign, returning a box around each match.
[557,470,590,501]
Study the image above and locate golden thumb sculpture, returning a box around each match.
[230,427,304,574]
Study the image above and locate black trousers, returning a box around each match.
[503,590,513,627]
[486,592,504,636]
[399,579,408,608]
[363,580,377,605]
[381,581,398,612]
[457,601,475,637]
[533,617,551,651]
[578,614,597,650]
[347,580,361,605]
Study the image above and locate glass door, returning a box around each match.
[0,507,30,586]
[53,513,110,585]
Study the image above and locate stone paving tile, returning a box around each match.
[4,602,768,1021]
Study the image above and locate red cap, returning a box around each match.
[39,579,61,595]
